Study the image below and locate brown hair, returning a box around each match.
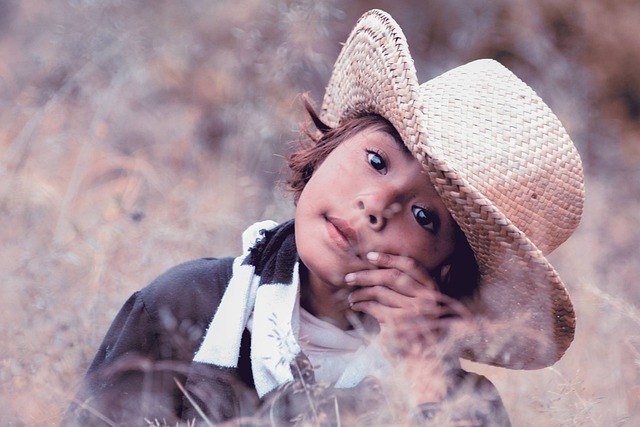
[287,96,405,204]
[287,97,479,302]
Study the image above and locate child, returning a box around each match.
[64,9,584,427]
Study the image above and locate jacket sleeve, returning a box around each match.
[180,329,260,425]
[63,257,235,427]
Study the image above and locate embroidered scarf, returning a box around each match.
[193,220,302,397]
[193,220,387,397]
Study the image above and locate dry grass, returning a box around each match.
[1,0,639,425]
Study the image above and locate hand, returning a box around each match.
[345,251,469,401]
[345,251,467,347]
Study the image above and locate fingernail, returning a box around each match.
[345,273,356,284]
[366,252,379,261]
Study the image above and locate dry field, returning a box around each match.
[1,0,639,425]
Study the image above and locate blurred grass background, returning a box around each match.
[1,0,639,425]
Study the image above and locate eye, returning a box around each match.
[412,206,439,232]
[367,150,387,175]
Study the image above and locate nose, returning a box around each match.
[356,192,402,231]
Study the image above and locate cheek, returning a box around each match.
[296,169,327,215]
[397,229,457,270]
[412,240,449,270]
[428,228,458,268]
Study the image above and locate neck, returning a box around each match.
[299,263,353,330]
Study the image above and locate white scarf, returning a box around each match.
[193,221,388,397]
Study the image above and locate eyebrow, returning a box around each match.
[368,119,409,155]
[375,127,410,156]
[390,134,411,155]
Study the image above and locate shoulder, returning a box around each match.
[139,257,235,327]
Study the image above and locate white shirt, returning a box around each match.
[298,307,390,387]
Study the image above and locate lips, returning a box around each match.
[325,216,358,252]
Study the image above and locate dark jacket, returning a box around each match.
[63,220,511,426]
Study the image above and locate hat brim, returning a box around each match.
[321,9,583,369]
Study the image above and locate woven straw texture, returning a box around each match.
[321,9,585,369]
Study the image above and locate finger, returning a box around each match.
[346,268,447,303]
[349,285,447,313]
[349,287,448,321]
[349,299,404,323]
[347,271,469,321]
[345,268,427,297]
[366,252,439,290]
[349,285,409,309]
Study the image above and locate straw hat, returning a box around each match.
[321,9,584,369]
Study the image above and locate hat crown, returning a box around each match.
[419,60,584,255]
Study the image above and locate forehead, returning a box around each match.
[334,114,405,147]
[360,118,409,154]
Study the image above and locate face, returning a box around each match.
[295,127,457,292]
